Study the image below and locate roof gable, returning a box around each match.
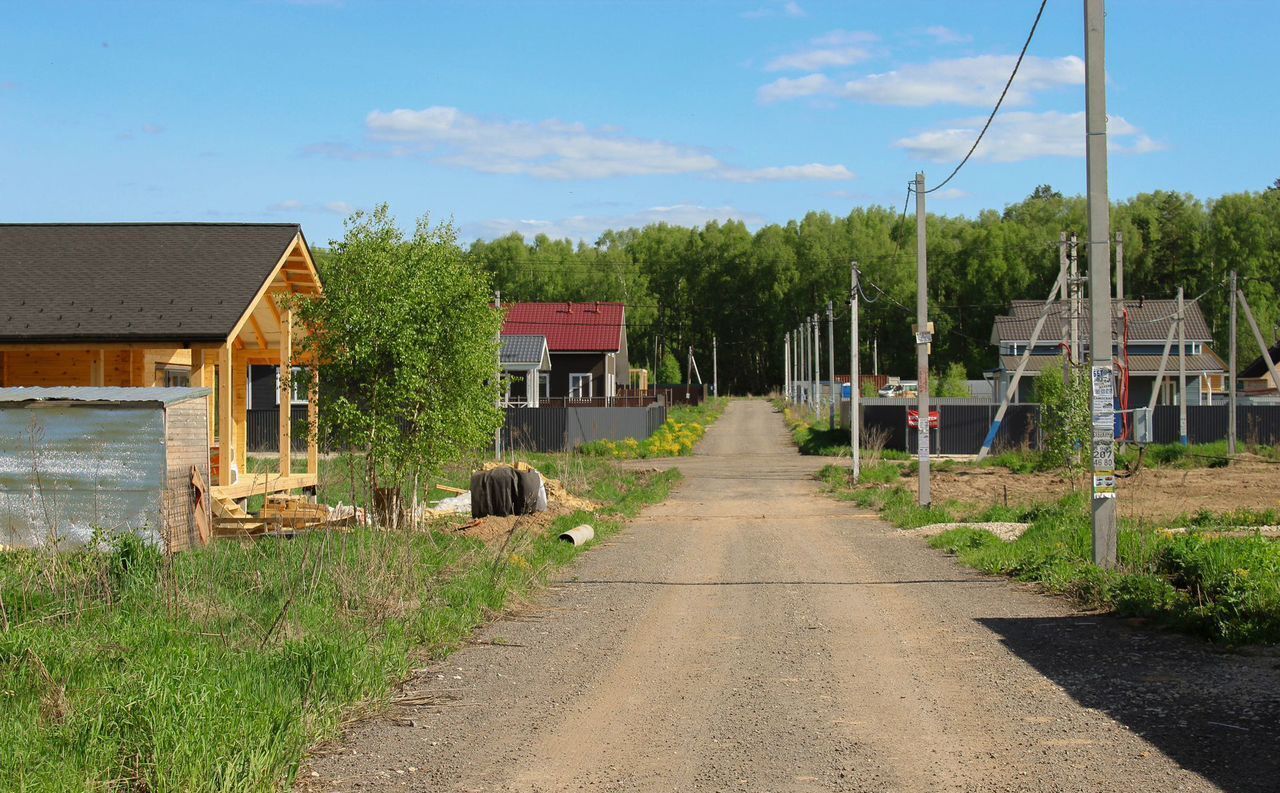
[993,299,1213,345]
[0,223,308,343]
[501,302,625,352]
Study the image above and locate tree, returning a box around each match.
[656,351,682,385]
[935,363,970,398]
[1034,360,1091,471]
[293,205,503,525]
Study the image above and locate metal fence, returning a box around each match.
[246,407,310,452]
[502,404,668,452]
[840,400,1280,455]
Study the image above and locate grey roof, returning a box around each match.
[999,351,1226,376]
[0,223,304,343]
[992,299,1213,345]
[500,334,550,367]
[0,386,211,405]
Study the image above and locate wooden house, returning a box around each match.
[501,302,629,402]
[0,223,322,522]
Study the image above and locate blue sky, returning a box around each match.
[2,1,1275,246]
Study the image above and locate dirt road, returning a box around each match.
[303,400,1280,792]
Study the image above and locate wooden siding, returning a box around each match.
[162,398,210,552]
[0,347,192,388]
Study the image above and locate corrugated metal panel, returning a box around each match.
[502,405,667,452]
[0,386,210,404]
[0,404,165,547]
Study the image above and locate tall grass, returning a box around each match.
[0,462,677,792]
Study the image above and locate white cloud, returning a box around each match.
[469,204,766,243]
[895,110,1163,163]
[783,1,805,18]
[764,30,875,72]
[268,199,356,215]
[721,163,855,183]
[841,55,1083,107]
[758,73,834,103]
[923,26,971,45]
[759,54,1083,107]
[742,1,808,20]
[336,105,852,183]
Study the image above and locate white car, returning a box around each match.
[878,382,918,398]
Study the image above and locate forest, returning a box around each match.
[459,182,1280,394]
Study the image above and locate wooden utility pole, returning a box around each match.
[1229,271,1238,454]
[1085,0,1117,567]
[851,261,861,480]
[826,301,836,430]
[1177,287,1188,445]
[915,172,931,507]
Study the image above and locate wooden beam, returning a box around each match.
[219,344,233,487]
[279,307,292,478]
[307,366,319,477]
[248,312,270,350]
[263,291,283,328]
[234,336,245,351]
[0,350,7,387]
[192,348,214,443]
[90,349,105,386]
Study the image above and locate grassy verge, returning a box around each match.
[777,403,909,460]
[579,397,728,459]
[977,440,1280,475]
[0,458,678,792]
[818,464,1280,645]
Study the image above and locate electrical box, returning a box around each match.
[1133,407,1153,444]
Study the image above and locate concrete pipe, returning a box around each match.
[558,524,595,546]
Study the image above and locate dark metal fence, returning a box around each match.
[502,404,668,452]
[246,407,310,452]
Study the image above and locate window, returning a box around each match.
[539,373,550,400]
[158,366,190,388]
[275,366,310,406]
[569,373,592,399]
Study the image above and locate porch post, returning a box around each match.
[527,367,538,407]
[307,367,319,476]
[278,308,292,477]
[192,349,212,442]
[219,343,234,486]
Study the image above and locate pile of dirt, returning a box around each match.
[901,522,1030,542]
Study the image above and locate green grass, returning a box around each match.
[579,397,728,459]
[0,459,678,792]
[780,405,909,459]
[817,464,1280,645]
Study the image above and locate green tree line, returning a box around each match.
[464,183,1280,395]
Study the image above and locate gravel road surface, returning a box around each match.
[301,400,1280,792]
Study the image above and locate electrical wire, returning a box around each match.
[917,0,1049,195]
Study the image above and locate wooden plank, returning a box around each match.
[219,344,233,487]
[211,472,318,501]
[248,313,270,350]
[227,233,323,343]
[279,307,292,477]
[307,366,319,476]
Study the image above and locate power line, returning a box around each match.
[918,0,1049,195]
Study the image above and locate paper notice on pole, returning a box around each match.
[1091,436,1114,472]
[1091,365,1115,425]
[918,428,929,457]
[1093,472,1117,497]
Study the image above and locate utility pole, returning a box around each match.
[1070,233,1081,365]
[784,332,790,403]
[1177,287,1188,445]
[873,336,879,376]
[1059,231,1070,384]
[1115,231,1125,301]
[1085,0,1117,567]
[494,290,503,460]
[826,301,836,430]
[1239,288,1280,415]
[812,314,821,415]
[712,335,718,398]
[915,172,931,507]
[1229,271,1238,454]
[851,261,861,480]
[685,345,692,400]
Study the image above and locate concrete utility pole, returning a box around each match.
[812,314,821,415]
[784,332,790,403]
[1059,231,1070,384]
[851,261,861,480]
[1238,289,1280,415]
[1085,0,1117,567]
[1115,231,1125,301]
[915,172,931,507]
[685,345,693,400]
[1229,271,1238,454]
[494,290,503,460]
[873,336,879,376]
[1070,233,1081,365]
[826,301,836,430]
[712,335,718,398]
[1177,287,1188,445]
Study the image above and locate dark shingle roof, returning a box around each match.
[0,223,303,343]
[499,334,549,366]
[993,299,1212,344]
[1000,350,1226,375]
[1241,341,1280,378]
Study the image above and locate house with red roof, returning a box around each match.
[501,302,629,402]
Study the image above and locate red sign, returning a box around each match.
[907,409,940,429]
